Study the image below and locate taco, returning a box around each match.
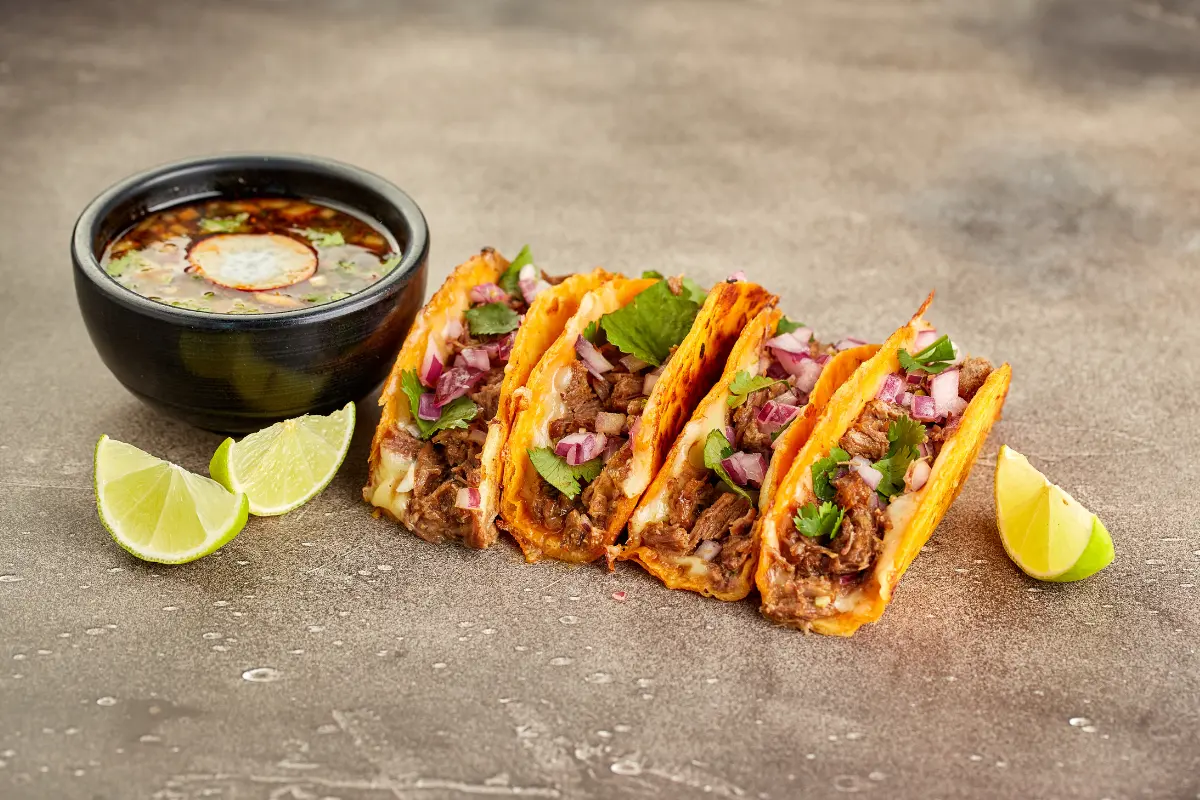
[500,274,775,563]
[755,293,1011,634]
[364,246,612,548]
[623,307,878,600]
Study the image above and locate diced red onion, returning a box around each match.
[575,335,614,379]
[764,331,812,354]
[420,348,444,388]
[791,358,824,394]
[418,392,440,421]
[775,390,800,407]
[556,432,607,465]
[906,372,924,386]
[851,459,883,491]
[469,282,509,304]
[900,391,914,409]
[595,412,626,436]
[696,540,722,561]
[611,590,627,601]
[726,425,736,445]
[455,487,481,510]
[518,264,549,304]
[726,271,746,282]
[757,400,799,433]
[914,329,938,351]
[468,428,488,445]
[443,318,463,341]
[643,371,660,395]
[943,396,968,418]
[765,359,789,379]
[434,366,485,407]
[930,368,959,416]
[876,374,905,404]
[917,440,932,459]
[835,337,868,351]
[721,451,767,487]
[910,394,939,422]
[905,459,931,492]
[496,331,515,360]
[620,355,650,372]
[629,416,642,439]
[814,354,831,366]
[456,347,490,373]
[603,436,626,461]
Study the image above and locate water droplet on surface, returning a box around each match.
[635,678,654,688]
[585,672,612,684]
[969,754,983,762]
[162,606,178,612]
[549,656,573,666]
[213,600,229,607]
[307,625,324,633]
[1082,725,1098,733]
[139,735,161,744]
[610,759,642,776]
[559,615,580,625]
[0,575,23,583]
[241,667,281,683]
[614,724,631,733]
[1068,717,1092,727]
[833,774,865,793]
[845,732,863,740]
[201,632,222,640]
[482,628,497,635]
[432,662,447,670]
[868,771,885,781]
[96,697,117,706]
[377,565,393,571]
[84,628,105,636]
[458,621,473,628]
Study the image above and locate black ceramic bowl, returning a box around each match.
[72,154,428,432]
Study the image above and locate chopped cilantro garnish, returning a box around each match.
[599,279,701,366]
[811,446,851,502]
[103,254,139,277]
[775,316,807,336]
[301,229,345,247]
[199,213,249,234]
[380,254,401,274]
[870,414,926,499]
[898,334,956,375]
[301,294,324,303]
[399,369,479,439]
[794,501,845,541]
[337,259,357,272]
[726,371,785,408]
[329,291,351,302]
[464,302,520,336]
[641,270,664,279]
[702,429,753,502]
[499,245,535,295]
[680,276,708,306]
[527,446,602,500]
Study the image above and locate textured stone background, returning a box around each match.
[1,1,1197,798]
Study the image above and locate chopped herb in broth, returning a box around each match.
[100,198,400,314]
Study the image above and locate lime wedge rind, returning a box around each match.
[94,435,249,565]
[210,402,355,516]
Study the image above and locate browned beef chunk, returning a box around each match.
[562,511,604,551]
[829,472,883,574]
[469,368,504,421]
[716,508,758,575]
[590,375,612,404]
[382,427,421,462]
[582,440,634,531]
[606,373,646,413]
[549,362,603,438]
[692,492,755,543]
[637,468,715,553]
[406,442,473,542]
[531,486,573,533]
[432,427,483,487]
[957,356,993,401]
[626,397,647,416]
[732,382,789,452]
[840,399,903,461]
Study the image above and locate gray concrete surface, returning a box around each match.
[2,1,1198,797]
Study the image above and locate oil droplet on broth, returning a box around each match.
[241,667,281,683]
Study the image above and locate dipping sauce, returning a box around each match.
[99,197,400,313]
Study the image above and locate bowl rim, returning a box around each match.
[71,152,429,328]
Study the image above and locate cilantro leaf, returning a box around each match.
[702,429,753,502]
[599,279,701,366]
[527,447,602,499]
[499,245,535,295]
[399,369,479,439]
[641,270,664,279]
[794,501,845,540]
[300,229,345,247]
[898,334,956,375]
[199,213,249,234]
[870,414,926,499]
[582,319,599,343]
[103,253,139,278]
[775,316,806,336]
[811,446,851,502]
[726,370,784,408]
[680,276,708,306]
[464,302,520,336]
[380,254,401,274]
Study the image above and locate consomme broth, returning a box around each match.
[100,197,401,313]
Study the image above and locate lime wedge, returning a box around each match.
[94,435,249,564]
[994,445,1114,582]
[209,402,355,516]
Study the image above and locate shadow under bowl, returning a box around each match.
[72,153,429,433]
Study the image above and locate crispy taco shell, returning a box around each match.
[501,277,775,563]
[624,307,878,600]
[365,248,611,548]
[755,293,1012,635]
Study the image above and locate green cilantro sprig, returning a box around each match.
[399,370,479,440]
[775,316,807,336]
[199,213,249,234]
[898,334,956,375]
[599,279,701,366]
[726,370,785,408]
[870,414,926,499]
[702,429,753,502]
[499,245,535,295]
[300,229,345,247]
[465,302,520,336]
[794,501,845,541]
[811,446,851,502]
[527,447,603,499]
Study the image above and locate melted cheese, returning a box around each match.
[533,366,572,448]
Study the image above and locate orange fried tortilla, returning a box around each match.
[623,307,879,600]
[364,248,611,548]
[755,292,1011,635]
